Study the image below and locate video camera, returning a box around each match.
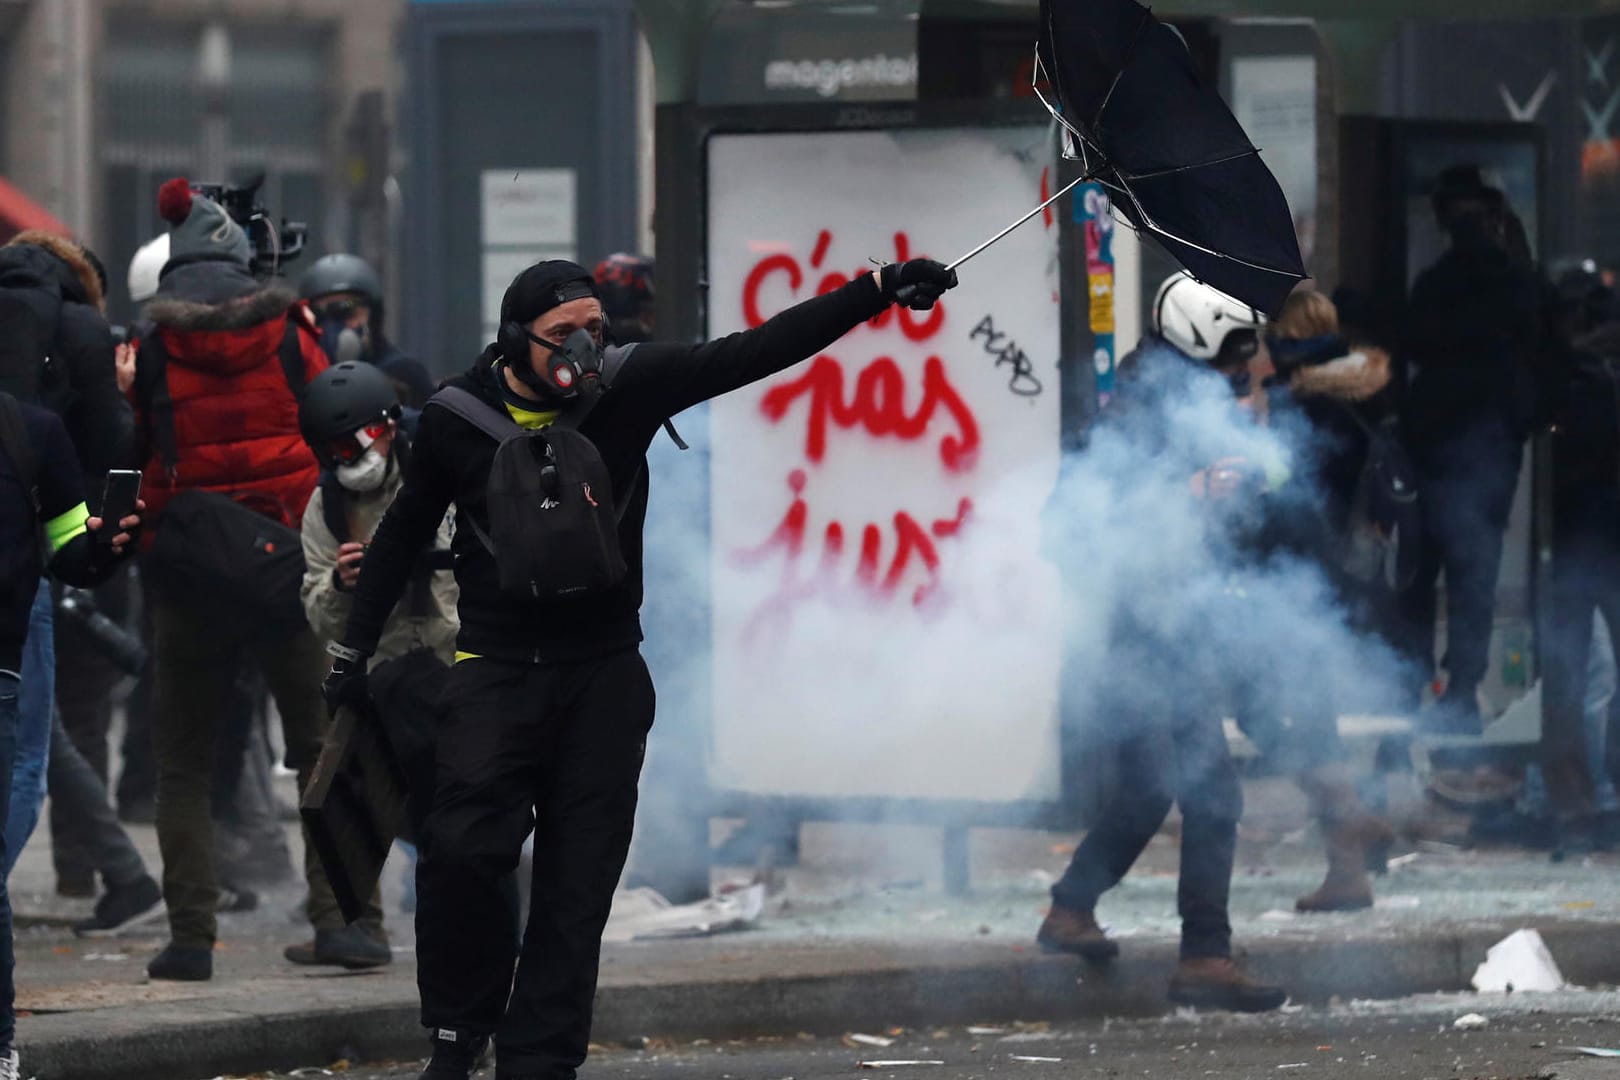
[191,175,308,278]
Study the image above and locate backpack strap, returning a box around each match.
[319,472,351,545]
[278,315,309,401]
[0,392,39,545]
[427,385,523,441]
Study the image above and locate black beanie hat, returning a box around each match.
[501,260,598,326]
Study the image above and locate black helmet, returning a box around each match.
[299,253,384,306]
[299,361,401,467]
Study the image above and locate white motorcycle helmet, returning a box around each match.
[1152,271,1266,368]
[127,233,171,305]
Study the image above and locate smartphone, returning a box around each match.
[99,470,143,539]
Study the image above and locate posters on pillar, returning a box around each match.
[1078,182,1117,406]
[479,169,576,346]
[705,127,1063,803]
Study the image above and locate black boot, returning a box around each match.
[147,943,212,982]
[284,925,392,969]
[74,875,164,936]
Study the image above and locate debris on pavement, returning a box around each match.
[1453,1013,1490,1031]
[1558,1046,1620,1058]
[856,1061,946,1069]
[967,1026,1008,1036]
[602,883,766,943]
[1010,1055,1063,1063]
[846,1034,896,1049]
[1471,929,1566,993]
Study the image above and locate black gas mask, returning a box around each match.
[504,326,605,402]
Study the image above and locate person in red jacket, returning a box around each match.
[130,179,384,981]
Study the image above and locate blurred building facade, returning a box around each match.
[0,0,405,323]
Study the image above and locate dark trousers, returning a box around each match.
[1053,704,1243,961]
[46,710,147,889]
[116,573,158,816]
[51,574,130,883]
[1397,433,1522,699]
[417,650,654,1079]
[1541,498,1620,820]
[149,599,343,948]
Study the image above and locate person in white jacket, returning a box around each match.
[294,360,458,962]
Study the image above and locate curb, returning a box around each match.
[22,920,1620,1080]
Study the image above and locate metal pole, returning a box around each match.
[946,173,1086,272]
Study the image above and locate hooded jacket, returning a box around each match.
[0,231,133,478]
[134,256,328,531]
[1286,343,1396,538]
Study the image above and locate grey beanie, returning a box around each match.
[157,176,252,267]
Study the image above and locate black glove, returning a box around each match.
[322,651,371,721]
[880,259,958,311]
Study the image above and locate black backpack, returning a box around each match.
[136,319,312,629]
[1341,409,1422,592]
[0,253,64,405]
[429,384,628,601]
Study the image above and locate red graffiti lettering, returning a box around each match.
[731,473,977,639]
[741,230,946,342]
[759,355,980,473]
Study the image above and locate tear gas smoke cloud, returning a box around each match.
[630,355,1412,882]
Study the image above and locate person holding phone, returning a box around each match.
[0,390,143,1080]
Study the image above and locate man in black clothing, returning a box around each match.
[324,256,957,1080]
[1398,166,1541,734]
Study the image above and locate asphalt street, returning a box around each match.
[243,989,1620,1080]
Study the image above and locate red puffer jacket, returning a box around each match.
[135,257,328,533]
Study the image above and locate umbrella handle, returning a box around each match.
[945,174,1087,272]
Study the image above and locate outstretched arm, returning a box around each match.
[614,261,956,418]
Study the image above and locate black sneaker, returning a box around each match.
[74,875,164,937]
[147,942,212,981]
[420,1027,490,1079]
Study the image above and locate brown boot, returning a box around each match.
[1295,766,1394,914]
[1036,906,1119,965]
[1168,956,1288,1013]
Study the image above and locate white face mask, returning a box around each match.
[335,448,389,492]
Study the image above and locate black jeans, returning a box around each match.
[1541,497,1620,820]
[416,649,654,1079]
[1398,429,1523,699]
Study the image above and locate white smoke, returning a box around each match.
[630,347,1412,887]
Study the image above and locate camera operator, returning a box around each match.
[300,255,437,408]
[132,178,338,982]
[1,389,145,1080]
